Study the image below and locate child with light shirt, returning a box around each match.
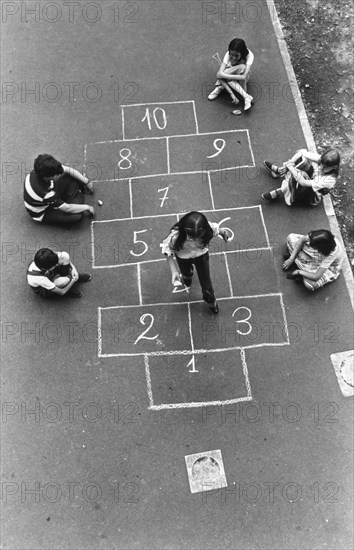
[262,148,340,206]
[161,212,232,314]
[208,38,254,112]
[283,230,344,291]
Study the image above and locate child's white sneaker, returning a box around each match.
[172,273,182,286]
[244,95,254,111]
[208,86,222,100]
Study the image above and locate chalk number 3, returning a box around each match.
[232,307,252,335]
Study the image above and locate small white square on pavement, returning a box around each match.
[330,350,354,397]
[185,449,227,494]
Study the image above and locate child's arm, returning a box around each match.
[217,49,254,81]
[217,69,246,82]
[58,202,95,215]
[211,222,232,242]
[47,252,79,295]
[293,265,327,281]
[218,227,232,242]
[63,165,89,183]
[241,49,254,80]
[285,164,315,188]
[63,165,94,193]
[50,277,77,295]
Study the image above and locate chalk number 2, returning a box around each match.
[133,314,159,345]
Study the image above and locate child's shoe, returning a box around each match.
[78,273,92,282]
[208,86,222,100]
[244,95,254,111]
[172,274,182,287]
[286,272,303,282]
[262,190,281,201]
[67,287,83,298]
[209,301,219,314]
[263,161,281,178]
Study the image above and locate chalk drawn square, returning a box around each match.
[185,449,227,494]
[330,350,354,397]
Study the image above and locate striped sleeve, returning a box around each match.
[24,173,63,221]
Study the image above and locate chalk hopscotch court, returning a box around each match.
[91,206,270,269]
[98,294,289,409]
[87,100,290,410]
[84,100,255,184]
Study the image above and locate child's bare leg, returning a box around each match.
[208,79,224,100]
[228,80,247,99]
[218,79,239,103]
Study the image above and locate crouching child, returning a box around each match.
[27,248,91,298]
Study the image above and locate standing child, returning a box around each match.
[208,38,254,112]
[262,148,340,206]
[160,211,232,314]
[283,230,344,291]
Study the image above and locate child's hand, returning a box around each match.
[222,229,232,242]
[282,258,294,270]
[86,181,94,194]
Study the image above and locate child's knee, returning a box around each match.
[234,64,246,74]
[54,275,71,288]
[60,251,70,264]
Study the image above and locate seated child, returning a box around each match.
[208,38,254,111]
[283,230,344,291]
[27,248,91,298]
[262,148,340,206]
[24,154,95,224]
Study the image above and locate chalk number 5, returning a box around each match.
[130,229,148,257]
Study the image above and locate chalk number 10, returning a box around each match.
[142,107,167,130]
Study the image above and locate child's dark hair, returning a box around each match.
[34,154,64,181]
[34,248,59,271]
[308,230,336,256]
[228,38,249,59]
[171,211,214,251]
[320,149,340,177]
